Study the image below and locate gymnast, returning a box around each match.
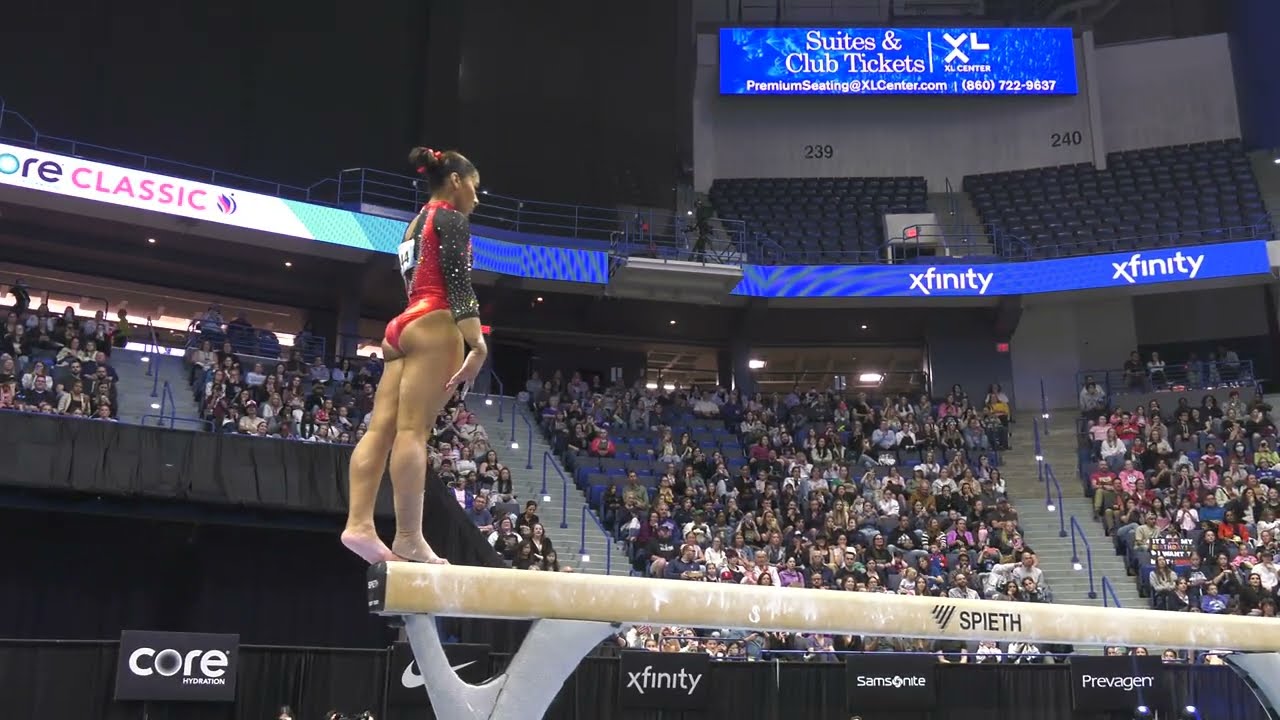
[341,146,486,564]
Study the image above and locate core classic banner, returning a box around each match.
[719,27,1079,95]
[618,651,711,710]
[114,630,239,702]
[846,653,938,711]
[1070,655,1166,711]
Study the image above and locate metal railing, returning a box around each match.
[581,504,614,574]
[541,451,572,530]
[510,410,533,469]
[1068,515,1098,600]
[1077,360,1258,399]
[1039,378,1050,432]
[7,98,1272,271]
[480,369,505,424]
[1101,576,1123,608]
[0,282,110,318]
[143,317,161,398]
[140,414,214,432]
[158,381,175,422]
[1044,463,1067,538]
[1032,417,1044,483]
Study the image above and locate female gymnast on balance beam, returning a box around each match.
[341,146,486,565]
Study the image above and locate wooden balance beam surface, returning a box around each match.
[367,562,1280,652]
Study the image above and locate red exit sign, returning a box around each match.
[995,342,1009,353]
[481,324,492,335]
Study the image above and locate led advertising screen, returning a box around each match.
[719,27,1078,96]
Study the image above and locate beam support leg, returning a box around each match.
[402,614,618,720]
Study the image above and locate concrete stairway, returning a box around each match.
[467,397,624,576]
[111,347,201,425]
[1003,411,1142,610]
[925,189,994,256]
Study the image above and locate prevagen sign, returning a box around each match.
[731,242,1272,298]
[0,142,608,284]
[719,27,1078,95]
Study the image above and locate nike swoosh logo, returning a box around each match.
[401,661,478,688]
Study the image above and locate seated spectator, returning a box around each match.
[589,429,616,458]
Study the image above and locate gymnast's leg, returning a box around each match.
[388,311,464,563]
[341,342,405,564]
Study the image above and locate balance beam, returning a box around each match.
[367,562,1280,720]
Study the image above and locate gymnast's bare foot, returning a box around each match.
[341,527,398,565]
[391,535,450,564]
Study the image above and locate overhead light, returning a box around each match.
[481,189,489,195]
[580,553,591,563]
[644,382,658,390]
[1073,560,1083,571]
[858,372,884,383]
[147,237,156,244]
[669,320,677,325]
[150,403,160,410]
[140,356,150,364]
[663,383,676,391]
[510,442,519,450]
[1273,156,1280,165]
[1180,705,1198,720]
[542,494,551,502]
[860,324,868,330]
[686,210,693,216]
[747,359,766,370]
[1046,503,1056,512]
[484,398,493,406]
[284,261,293,268]
[1134,706,1152,720]
[535,296,543,302]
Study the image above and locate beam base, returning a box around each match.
[402,614,617,720]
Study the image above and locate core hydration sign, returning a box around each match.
[719,27,1078,96]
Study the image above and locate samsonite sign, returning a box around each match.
[847,653,937,711]
[114,630,239,702]
[618,651,710,710]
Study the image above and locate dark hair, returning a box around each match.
[409,146,477,193]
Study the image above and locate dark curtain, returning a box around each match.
[0,412,527,650]
[0,644,1271,720]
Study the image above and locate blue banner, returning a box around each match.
[719,27,1078,96]
[731,242,1271,297]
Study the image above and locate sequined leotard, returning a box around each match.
[384,200,480,351]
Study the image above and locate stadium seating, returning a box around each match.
[709,176,928,263]
[966,140,1270,258]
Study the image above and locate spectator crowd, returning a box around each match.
[1078,362,1280,619]
[2,284,124,420]
[521,370,1084,660]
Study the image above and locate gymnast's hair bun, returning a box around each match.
[409,146,441,174]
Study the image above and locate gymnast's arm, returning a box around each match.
[434,208,486,353]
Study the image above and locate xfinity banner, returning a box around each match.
[846,653,936,711]
[114,630,239,702]
[719,27,1078,95]
[1070,656,1164,711]
[618,651,710,710]
[387,641,490,707]
[731,241,1272,298]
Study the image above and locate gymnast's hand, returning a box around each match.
[446,346,487,392]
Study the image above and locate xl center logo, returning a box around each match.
[942,32,990,63]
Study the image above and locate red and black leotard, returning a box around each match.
[385,200,480,351]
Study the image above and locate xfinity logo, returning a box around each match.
[128,647,230,685]
[625,666,704,696]
[943,32,989,63]
[855,675,928,688]
[1111,252,1204,284]
[908,267,993,295]
[1081,675,1155,691]
[931,605,1023,633]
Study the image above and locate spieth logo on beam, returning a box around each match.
[931,605,1024,633]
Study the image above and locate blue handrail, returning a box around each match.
[143,317,160,397]
[1101,576,1123,608]
[481,369,505,424]
[1075,360,1259,398]
[1032,417,1043,483]
[140,414,213,432]
[510,410,533,469]
[582,504,614,575]
[579,505,587,555]
[1044,463,1067,538]
[1039,378,1049,432]
[541,451,573,529]
[157,380,175,423]
[1068,515,1098,599]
